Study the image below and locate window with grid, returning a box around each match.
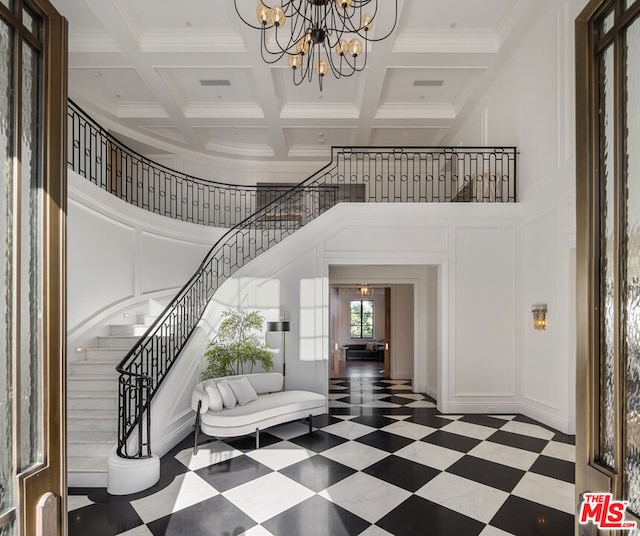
[350,300,374,339]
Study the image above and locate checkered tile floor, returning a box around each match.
[68,378,575,536]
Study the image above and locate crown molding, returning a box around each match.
[69,31,121,53]
[280,103,360,120]
[140,30,245,53]
[375,103,455,120]
[185,103,264,119]
[139,126,189,145]
[288,144,333,159]
[392,30,500,54]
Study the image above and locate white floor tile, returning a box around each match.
[392,393,425,400]
[541,441,575,462]
[500,421,555,440]
[387,384,413,390]
[328,393,350,400]
[320,441,388,471]
[267,421,310,440]
[246,440,315,470]
[359,400,402,408]
[223,473,314,523]
[319,472,411,523]
[416,472,509,523]
[395,441,464,471]
[468,441,539,471]
[404,400,437,408]
[381,420,437,440]
[67,495,93,512]
[175,440,243,471]
[358,525,395,536]
[239,524,275,536]
[512,472,575,514]
[322,420,377,440]
[480,526,516,536]
[130,472,219,524]
[117,526,155,536]
[328,400,355,408]
[440,420,497,440]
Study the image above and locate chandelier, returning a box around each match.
[356,283,374,297]
[233,0,398,90]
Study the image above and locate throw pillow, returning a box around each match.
[204,382,223,412]
[228,377,258,406]
[217,379,237,409]
[365,341,375,351]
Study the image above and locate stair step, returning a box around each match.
[109,324,150,336]
[67,431,115,457]
[68,360,118,376]
[84,347,129,362]
[67,391,117,410]
[68,375,118,393]
[137,314,155,325]
[67,456,108,473]
[68,410,117,432]
[97,335,140,348]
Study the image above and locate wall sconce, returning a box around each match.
[532,304,547,331]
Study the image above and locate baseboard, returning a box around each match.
[154,417,195,458]
[444,402,521,415]
[520,402,570,434]
[426,386,437,400]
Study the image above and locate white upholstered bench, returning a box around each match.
[191,372,326,453]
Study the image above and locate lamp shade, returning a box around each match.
[267,321,290,332]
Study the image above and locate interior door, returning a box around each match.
[576,0,640,533]
[0,1,67,535]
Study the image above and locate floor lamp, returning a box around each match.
[267,319,290,388]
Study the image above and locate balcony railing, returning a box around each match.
[66,101,517,458]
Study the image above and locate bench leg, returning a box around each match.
[255,427,260,449]
[308,414,313,434]
[193,401,202,455]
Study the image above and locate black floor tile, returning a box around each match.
[330,407,362,416]
[263,494,370,536]
[147,495,256,536]
[377,495,485,536]
[289,430,348,453]
[310,413,342,428]
[529,455,575,484]
[459,414,510,429]
[359,407,413,416]
[490,495,574,536]
[68,501,143,536]
[421,430,483,453]
[552,432,576,445]
[447,455,525,493]
[384,395,419,405]
[356,431,414,453]
[363,455,439,492]
[488,430,549,453]
[221,431,280,451]
[350,414,397,429]
[406,412,451,429]
[194,455,272,492]
[279,456,356,492]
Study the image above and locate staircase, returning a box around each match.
[67,314,155,487]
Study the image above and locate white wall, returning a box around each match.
[445,0,583,433]
[67,171,226,354]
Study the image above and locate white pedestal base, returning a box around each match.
[107,448,160,495]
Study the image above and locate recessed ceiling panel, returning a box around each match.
[157,67,258,106]
[369,127,447,147]
[50,0,105,30]
[398,0,514,32]
[195,126,270,147]
[69,67,157,103]
[276,67,362,106]
[284,127,355,156]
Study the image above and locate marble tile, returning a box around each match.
[421,430,482,453]
[222,472,314,524]
[468,441,539,471]
[322,420,377,440]
[511,472,575,514]
[440,420,497,440]
[416,472,509,523]
[246,440,315,471]
[67,495,93,512]
[404,400,438,408]
[131,472,219,524]
[328,400,355,408]
[387,384,413,390]
[395,440,464,471]
[239,525,274,536]
[359,400,402,408]
[479,526,515,536]
[267,421,310,440]
[118,526,154,536]
[320,441,389,471]
[541,440,575,462]
[319,472,411,523]
[392,393,425,400]
[500,420,555,440]
[358,525,395,536]
[381,420,437,440]
[328,393,350,400]
[174,440,243,471]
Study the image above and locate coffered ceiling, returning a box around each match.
[51,0,536,162]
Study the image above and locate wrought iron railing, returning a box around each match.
[68,101,516,232]
[109,145,516,458]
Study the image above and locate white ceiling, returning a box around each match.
[52,0,535,162]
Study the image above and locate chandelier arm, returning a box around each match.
[258,28,291,64]
[233,0,274,31]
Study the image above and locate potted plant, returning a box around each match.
[201,309,274,379]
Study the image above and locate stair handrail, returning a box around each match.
[113,145,517,458]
